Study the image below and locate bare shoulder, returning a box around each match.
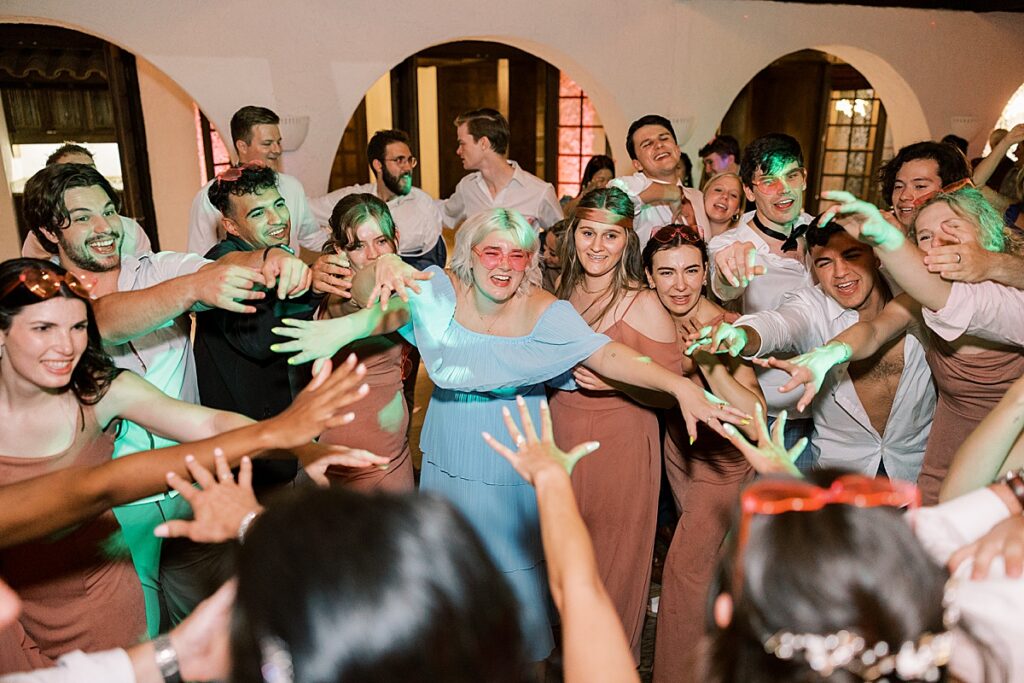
[624,289,676,342]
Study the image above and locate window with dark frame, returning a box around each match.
[557,73,609,200]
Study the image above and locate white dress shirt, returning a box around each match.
[109,251,209,503]
[912,487,1024,683]
[738,285,935,481]
[441,161,563,231]
[922,280,1024,347]
[186,172,326,256]
[308,183,444,257]
[708,216,815,417]
[608,172,709,247]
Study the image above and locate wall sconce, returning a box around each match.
[278,115,309,152]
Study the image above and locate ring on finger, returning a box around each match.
[955,253,962,264]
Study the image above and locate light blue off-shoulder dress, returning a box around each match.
[399,266,610,661]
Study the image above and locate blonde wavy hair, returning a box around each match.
[449,208,542,296]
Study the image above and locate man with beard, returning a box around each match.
[23,162,310,633]
[187,106,326,256]
[309,130,444,297]
[706,133,816,467]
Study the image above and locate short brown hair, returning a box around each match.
[455,108,509,155]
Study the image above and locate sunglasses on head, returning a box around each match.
[651,223,703,245]
[734,474,919,592]
[216,161,269,185]
[472,245,531,272]
[910,177,975,208]
[0,266,91,303]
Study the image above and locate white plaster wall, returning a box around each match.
[2,0,1022,232]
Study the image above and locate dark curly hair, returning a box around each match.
[23,164,120,255]
[0,258,122,404]
[876,141,971,208]
[206,164,279,217]
[740,134,803,189]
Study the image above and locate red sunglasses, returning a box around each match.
[651,223,703,245]
[472,245,532,272]
[734,474,919,591]
[215,161,269,185]
[0,266,92,303]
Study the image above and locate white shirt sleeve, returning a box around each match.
[735,291,818,357]
[441,183,466,229]
[608,174,650,209]
[308,186,362,230]
[0,649,134,683]
[136,251,211,282]
[186,183,221,256]
[922,280,1024,347]
[535,184,564,230]
[119,217,152,258]
[281,178,327,252]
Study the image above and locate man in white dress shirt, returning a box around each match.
[441,108,562,232]
[691,220,935,480]
[187,106,326,256]
[706,133,816,465]
[309,129,445,278]
[608,114,709,246]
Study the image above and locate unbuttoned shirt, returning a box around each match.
[187,171,326,255]
[707,215,815,417]
[738,285,935,481]
[608,172,709,247]
[308,183,444,257]
[441,160,563,230]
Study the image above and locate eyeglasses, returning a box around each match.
[0,266,92,302]
[651,223,703,245]
[734,474,919,592]
[215,161,269,185]
[751,167,807,195]
[472,245,532,272]
[384,155,417,168]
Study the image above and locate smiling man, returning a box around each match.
[693,218,934,480]
[187,106,326,256]
[608,114,709,246]
[192,163,317,497]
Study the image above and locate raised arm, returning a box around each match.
[940,374,1024,502]
[0,358,374,548]
[482,398,639,683]
[974,124,1024,194]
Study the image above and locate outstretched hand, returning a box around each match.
[366,254,433,310]
[294,443,390,487]
[721,404,806,477]
[271,317,356,366]
[263,356,368,447]
[817,190,906,252]
[948,514,1024,580]
[482,396,600,483]
[685,320,748,357]
[154,452,263,544]
[753,341,851,412]
[675,380,751,444]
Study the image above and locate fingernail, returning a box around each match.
[741,419,751,426]
[481,431,491,440]
[585,441,600,452]
[185,454,195,463]
[153,525,167,538]
[689,435,696,445]
[723,424,738,435]
[516,395,525,405]
[342,412,355,422]
[502,406,511,416]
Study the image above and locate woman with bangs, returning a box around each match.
[549,186,689,661]
[759,187,1024,504]
[639,224,764,682]
[315,193,414,492]
[271,206,753,663]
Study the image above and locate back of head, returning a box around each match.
[626,114,675,161]
[711,471,950,683]
[230,106,280,147]
[740,133,803,189]
[23,163,119,255]
[206,163,279,217]
[326,193,396,251]
[455,108,509,155]
[366,129,412,166]
[877,141,971,204]
[940,134,969,156]
[232,488,528,683]
[700,135,741,162]
[46,142,95,166]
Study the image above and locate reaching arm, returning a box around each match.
[974,124,1024,190]
[482,398,639,683]
[690,351,765,439]
[0,358,375,548]
[941,375,1024,502]
[271,301,410,366]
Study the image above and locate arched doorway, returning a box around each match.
[327,40,611,204]
[716,49,893,213]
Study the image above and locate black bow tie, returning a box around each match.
[752,214,807,252]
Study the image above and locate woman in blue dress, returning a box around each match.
[272,208,751,662]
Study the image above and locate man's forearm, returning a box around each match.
[93,280,197,345]
[874,240,951,311]
[989,252,1024,290]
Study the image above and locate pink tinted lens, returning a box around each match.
[477,248,530,272]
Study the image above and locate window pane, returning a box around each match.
[559,98,582,126]
[582,98,601,126]
[824,151,848,174]
[821,175,845,193]
[848,152,867,176]
[559,72,582,97]
[845,176,865,196]
[559,127,581,155]
[558,155,582,184]
[850,126,870,150]
[827,125,851,149]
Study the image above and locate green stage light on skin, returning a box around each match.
[378,389,405,434]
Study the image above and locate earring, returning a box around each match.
[731,213,741,223]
